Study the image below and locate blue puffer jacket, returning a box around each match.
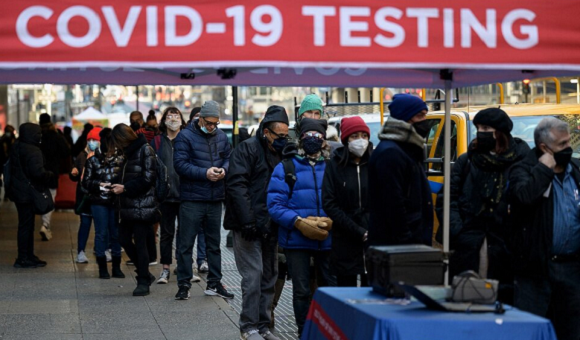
[267,155,331,251]
[174,119,231,202]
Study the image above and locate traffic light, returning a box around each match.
[522,79,531,95]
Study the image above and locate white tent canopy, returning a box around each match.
[74,107,105,120]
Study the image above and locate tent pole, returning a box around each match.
[135,85,139,112]
[443,79,452,287]
[232,86,239,147]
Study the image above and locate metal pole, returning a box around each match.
[443,79,452,287]
[232,86,239,147]
[136,85,139,112]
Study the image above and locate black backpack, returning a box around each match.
[282,158,297,199]
[154,154,170,203]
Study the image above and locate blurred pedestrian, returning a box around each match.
[0,125,16,195]
[225,105,289,340]
[174,100,234,300]
[110,124,158,296]
[72,123,93,158]
[188,107,201,123]
[82,127,125,280]
[63,126,74,148]
[439,108,529,302]
[267,118,333,337]
[8,123,54,268]
[368,94,433,246]
[38,113,71,242]
[129,111,144,132]
[509,117,580,340]
[322,116,372,287]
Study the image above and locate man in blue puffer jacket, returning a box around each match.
[173,100,234,300]
[267,118,334,337]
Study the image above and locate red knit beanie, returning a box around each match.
[340,116,370,144]
[87,127,102,141]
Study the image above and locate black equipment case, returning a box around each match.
[366,244,445,297]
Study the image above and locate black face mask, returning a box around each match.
[551,146,573,167]
[413,120,431,139]
[477,132,496,152]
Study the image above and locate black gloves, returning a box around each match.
[241,224,259,242]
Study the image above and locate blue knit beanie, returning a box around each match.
[388,94,428,122]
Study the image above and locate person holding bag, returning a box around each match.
[82,127,125,279]
[267,118,333,337]
[322,116,372,287]
[8,123,55,268]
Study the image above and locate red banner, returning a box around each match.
[1,0,580,70]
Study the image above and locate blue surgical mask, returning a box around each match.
[201,126,216,135]
[88,140,100,151]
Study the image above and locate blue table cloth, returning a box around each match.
[302,288,557,340]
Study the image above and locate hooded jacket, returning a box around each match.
[267,146,331,251]
[173,119,231,202]
[40,122,70,188]
[224,106,288,233]
[8,123,54,203]
[322,145,371,275]
[151,133,180,202]
[368,117,433,246]
[118,135,159,222]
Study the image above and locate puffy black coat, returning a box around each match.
[322,146,370,275]
[173,120,231,202]
[224,134,282,233]
[508,148,580,278]
[368,140,433,246]
[151,134,180,202]
[119,135,159,222]
[82,149,125,206]
[7,123,54,203]
[40,123,70,188]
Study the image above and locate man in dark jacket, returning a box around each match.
[509,117,580,340]
[368,94,433,246]
[9,123,54,268]
[173,100,233,300]
[224,105,289,340]
[38,113,71,241]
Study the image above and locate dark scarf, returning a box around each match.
[469,139,519,216]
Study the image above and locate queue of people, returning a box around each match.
[2,93,579,340]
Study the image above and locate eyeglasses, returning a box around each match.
[269,130,291,140]
[166,114,181,120]
[202,118,220,127]
[302,132,324,139]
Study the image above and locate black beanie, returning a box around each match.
[39,113,51,125]
[473,108,513,134]
[299,118,327,137]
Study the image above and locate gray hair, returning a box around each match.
[534,117,569,147]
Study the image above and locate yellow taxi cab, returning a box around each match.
[424,104,580,228]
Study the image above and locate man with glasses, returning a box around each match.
[224,105,289,340]
[173,100,234,300]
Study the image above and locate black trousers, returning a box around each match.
[119,220,154,285]
[16,202,35,260]
[159,202,180,265]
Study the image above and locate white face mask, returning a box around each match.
[166,120,182,132]
[348,138,369,157]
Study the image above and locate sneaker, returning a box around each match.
[76,251,89,263]
[149,261,158,266]
[105,250,112,262]
[157,269,170,284]
[191,274,201,283]
[241,330,264,340]
[259,330,281,340]
[205,282,234,299]
[199,260,209,273]
[39,225,52,241]
[175,286,190,300]
[13,258,38,268]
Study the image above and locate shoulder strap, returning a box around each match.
[282,158,296,199]
[153,135,161,153]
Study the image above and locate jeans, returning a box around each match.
[77,214,93,253]
[119,221,154,285]
[233,231,278,333]
[285,249,333,336]
[16,202,35,260]
[196,225,207,267]
[176,201,222,288]
[515,260,580,340]
[91,205,121,258]
[160,202,180,265]
[41,188,57,227]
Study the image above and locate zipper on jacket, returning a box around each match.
[312,164,321,216]
[357,164,362,209]
[206,138,215,200]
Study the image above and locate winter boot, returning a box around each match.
[111,256,125,278]
[96,256,110,279]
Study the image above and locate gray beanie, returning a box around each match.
[200,100,220,118]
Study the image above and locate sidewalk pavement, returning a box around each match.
[0,199,299,340]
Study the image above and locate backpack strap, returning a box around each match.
[152,135,162,153]
[282,158,297,199]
